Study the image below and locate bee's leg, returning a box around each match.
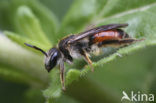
[115,38,144,47]
[118,38,141,44]
[80,49,94,72]
[59,62,65,91]
[98,38,142,47]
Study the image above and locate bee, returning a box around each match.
[25,24,141,90]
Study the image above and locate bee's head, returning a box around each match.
[45,48,61,72]
[24,43,62,72]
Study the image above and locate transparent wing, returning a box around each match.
[68,24,128,44]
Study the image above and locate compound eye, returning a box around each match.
[50,52,58,66]
[45,48,61,72]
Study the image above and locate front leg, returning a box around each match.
[59,62,65,90]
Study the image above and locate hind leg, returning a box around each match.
[98,38,142,48]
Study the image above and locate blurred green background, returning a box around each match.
[0,0,156,103]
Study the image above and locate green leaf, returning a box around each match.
[14,5,51,45]
[0,0,59,43]
[43,69,62,99]
[0,34,48,88]
[59,0,97,39]
[46,94,81,103]
[98,0,156,18]
[0,1,13,31]
[87,45,156,103]
[5,31,50,51]
[26,0,59,43]
[59,0,156,38]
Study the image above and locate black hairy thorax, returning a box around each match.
[58,34,98,63]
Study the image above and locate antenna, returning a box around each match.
[24,43,48,57]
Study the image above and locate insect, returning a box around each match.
[25,24,141,90]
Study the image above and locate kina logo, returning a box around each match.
[121,91,155,102]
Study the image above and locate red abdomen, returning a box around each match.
[92,30,123,43]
